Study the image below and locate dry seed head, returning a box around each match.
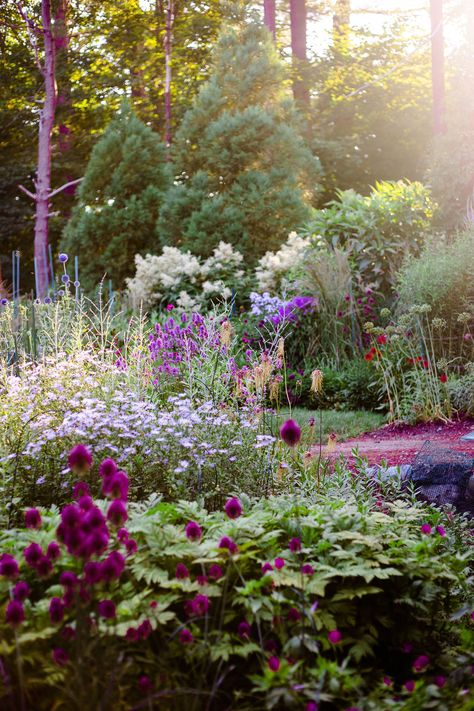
[220,320,233,348]
[310,369,323,394]
[277,338,285,358]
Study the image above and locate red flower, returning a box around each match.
[376,334,387,345]
[439,373,447,383]
[364,351,374,362]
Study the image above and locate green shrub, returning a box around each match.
[305,180,435,296]
[0,493,471,710]
[448,363,474,417]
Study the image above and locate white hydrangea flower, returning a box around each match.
[255,232,311,293]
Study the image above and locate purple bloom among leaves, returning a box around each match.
[52,647,69,666]
[24,508,42,529]
[224,497,243,519]
[185,521,202,541]
[6,600,25,627]
[280,419,301,447]
[98,599,116,619]
[12,581,30,602]
[68,444,92,473]
[0,554,19,579]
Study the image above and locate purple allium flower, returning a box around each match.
[301,564,314,576]
[434,676,446,688]
[262,562,273,574]
[125,539,138,555]
[47,541,61,561]
[327,630,342,644]
[0,554,19,579]
[287,607,301,622]
[420,523,432,535]
[12,581,30,601]
[218,536,238,554]
[36,556,53,578]
[224,497,243,519]
[238,620,251,638]
[191,594,210,616]
[179,628,193,644]
[138,676,154,695]
[274,557,285,570]
[61,274,69,284]
[49,597,65,624]
[101,551,125,582]
[73,280,80,288]
[61,504,82,529]
[176,563,189,579]
[0,298,8,306]
[6,600,25,626]
[24,543,42,568]
[404,680,415,693]
[185,521,202,541]
[280,419,301,447]
[84,506,106,530]
[436,525,446,537]
[78,495,93,512]
[289,537,301,553]
[62,626,76,640]
[209,564,223,580]
[107,499,128,527]
[44,296,52,304]
[99,458,118,479]
[268,656,280,672]
[413,655,430,672]
[68,444,92,473]
[24,508,42,529]
[103,470,129,500]
[117,527,129,543]
[306,703,318,711]
[52,647,69,666]
[137,620,153,639]
[58,253,68,263]
[84,561,102,585]
[73,481,90,500]
[98,599,116,619]
[60,571,78,588]
[126,627,139,642]
[197,575,208,586]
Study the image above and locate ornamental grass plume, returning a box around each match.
[310,369,323,394]
[220,320,233,349]
[280,419,301,447]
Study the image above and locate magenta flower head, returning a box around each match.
[218,536,238,554]
[268,656,280,672]
[61,504,82,529]
[117,527,129,543]
[12,581,30,602]
[289,537,301,553]
[52,647,69,666]
[274,557,285,570]
[224,497,243,519]
[238,620,251,638]
[179,628,193,644]
[185,521,202,542]
[60,571,78,588]
[436,525,446,537]
[98,599,116,619]
[99,458,118,479]
[47,541,61,562]
[175,563,189,580]
[58,253,68,264]
[73,481,90,500]
[434,675,446,688]
[138,619,152,639]
[209,564,223,580]
[306,704,318,711]
[103,470,129,500]
[328,629,342,644]
[24,508,42,529]
[288,607,301,622]
[280,419,301,447]
[404,680,415,693]
[101,551,125,582]
[413,654,430,672]
[23,543,42,568]
[6,600,25,627]
[0,554,19,579]
[36,556,53,578]
[68,444,92,474]
[301,564,314,576]
[191,594,210,616]
[125,539,138,555]
[262,562,273,574]
[138,675,154,695]
[49,597,65,624]
[84,561,102,586]
[420,523,432,535]
[107,499,128,527]
[78,495,93,512]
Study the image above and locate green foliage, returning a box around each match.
[61,104,170,292]
[158,21,321,261]
[396,230,474,362]
[305,180,435,295]
[448,363,474,417]
[0,494,472,710]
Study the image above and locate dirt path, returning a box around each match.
[329,418,474,466]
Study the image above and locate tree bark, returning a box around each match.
[289,0,309,107]
[430,0,445,135]
[333,0,350,37]
[164,0,174,147]
[35,0,57,296]
[263,0,276,41]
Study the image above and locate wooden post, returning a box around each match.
[263,0,276,41]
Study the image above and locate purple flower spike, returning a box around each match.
[98,599,116,619]
[224,497,243,519]
[0,554,19,579]
[52,647,69,666]
[179,628,193,644]
[12,581,30,601]
[6,600,25,627]
[175,563,189,579]
[185,521,202,541]
[24,508,42,529]
[49,597,65,624]
[420,523,432,535]
[280,419,301,447]
[68,444,92,473]
[268,656,280,672]
[289,537,301,553]
[107,499,128,527]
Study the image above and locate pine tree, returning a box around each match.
[158,19,321,261]
[61,104,170,292]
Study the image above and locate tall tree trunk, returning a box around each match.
[35,0,57,297]
[164,0,174,147]
[290,0,309,107]
[333,0,350,37]
[430,0,445,135]
[263,0,276,41]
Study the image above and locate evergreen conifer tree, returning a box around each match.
[158,19,322,260]
[61,104,170,292]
